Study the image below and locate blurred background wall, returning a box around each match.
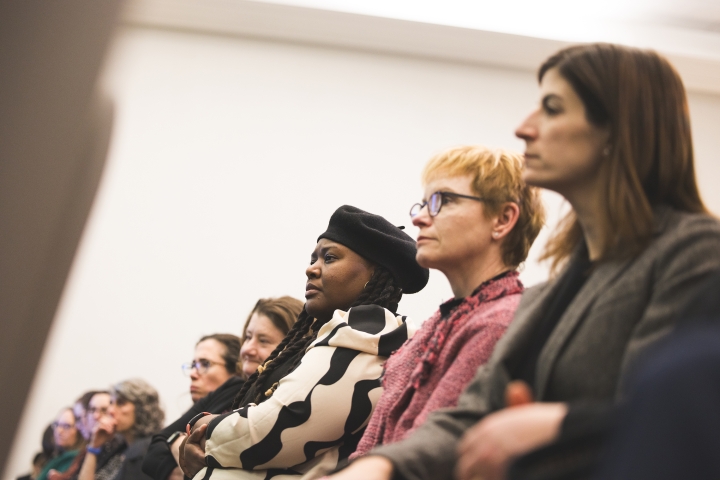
[5,1,720,477]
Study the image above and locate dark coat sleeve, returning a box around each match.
[141,376,245,480]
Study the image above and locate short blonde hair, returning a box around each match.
[422,145,545,268]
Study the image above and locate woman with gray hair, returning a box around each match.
[78,378,164,480]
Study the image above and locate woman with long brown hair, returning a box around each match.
[327,43,720,480]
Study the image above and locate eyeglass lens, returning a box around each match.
[410,192,443,218]
[429,192,442,216]
[53,422,75,430]
[182,359,212,375]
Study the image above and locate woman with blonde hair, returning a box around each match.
[328,43,720,480]
[349,145,544,458]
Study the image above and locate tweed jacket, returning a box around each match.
[371,206,720,480]
[193,305,417,480]
[352,272,523,457]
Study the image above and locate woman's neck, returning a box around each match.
[444,252,510,299]
[566,187,605,262]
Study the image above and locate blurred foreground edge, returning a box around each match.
[0,0,124,474]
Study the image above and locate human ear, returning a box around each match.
[491,202,520,240]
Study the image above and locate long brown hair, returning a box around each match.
[538,43,707,272]
[237,296,303,374]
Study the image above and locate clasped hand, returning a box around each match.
[179,414,217,479]
[455,381,567,480]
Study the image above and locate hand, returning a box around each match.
[323,456,393,480]
[170,432,187,464]
[167,467,185,480]
[47,469,60,480]
[455,381,568,480]
[179,423,208,479]
[90,413,116,448]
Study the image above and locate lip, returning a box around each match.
[190,387,198,393]
[416,236,434,244]
[305,282,321,298]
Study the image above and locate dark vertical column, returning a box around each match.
[0,0,123,473]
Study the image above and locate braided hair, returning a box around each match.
[232,266,402,407]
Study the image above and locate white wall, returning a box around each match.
[6,25,720,478]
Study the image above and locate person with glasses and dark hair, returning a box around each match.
[177,205,429,480]
[323,146,544,463]
[79,378,163,480]
[143,299,302,480]
[184,334,243,403]
[44,391,111,480]
[37,408,85,480]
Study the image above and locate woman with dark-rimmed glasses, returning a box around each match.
[346,145,545,460]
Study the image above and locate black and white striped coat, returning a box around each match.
[193,305,417,480]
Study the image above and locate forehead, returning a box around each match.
[539,68,581,105]
[90,393,110,407]
[247,313,281,335]
[195,338,226,359]
[58,409,75,422]
[312,238,346,254]
[423,175,474,196]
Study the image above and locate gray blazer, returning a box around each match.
[372,206,720,480]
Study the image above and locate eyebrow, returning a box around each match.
[312,243,340,258]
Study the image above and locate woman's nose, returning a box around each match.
[515,110,538,142]
[411,206,431,227]
[306,261,320,279]
[241,339,256,356]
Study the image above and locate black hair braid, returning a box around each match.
[232,267,403,408]
[231,309,313,408]
[350,266,403,313]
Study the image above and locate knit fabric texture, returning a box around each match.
[352,271,523,458]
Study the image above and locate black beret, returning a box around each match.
[317,205,429,294]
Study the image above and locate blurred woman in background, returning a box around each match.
[79,379,164,480]
[37,408,84,480]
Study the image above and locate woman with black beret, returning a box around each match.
[178,205,429,480]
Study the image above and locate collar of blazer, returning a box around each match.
[503,205,676,399]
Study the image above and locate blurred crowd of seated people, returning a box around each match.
[17,296,303,480]
[17,41,720,480]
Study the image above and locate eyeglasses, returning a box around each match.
[87,406,108,416]
[52,422,75,430]
[181,359,224,375]
[409,191,486,218]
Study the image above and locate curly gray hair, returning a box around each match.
[111,378,164,438]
